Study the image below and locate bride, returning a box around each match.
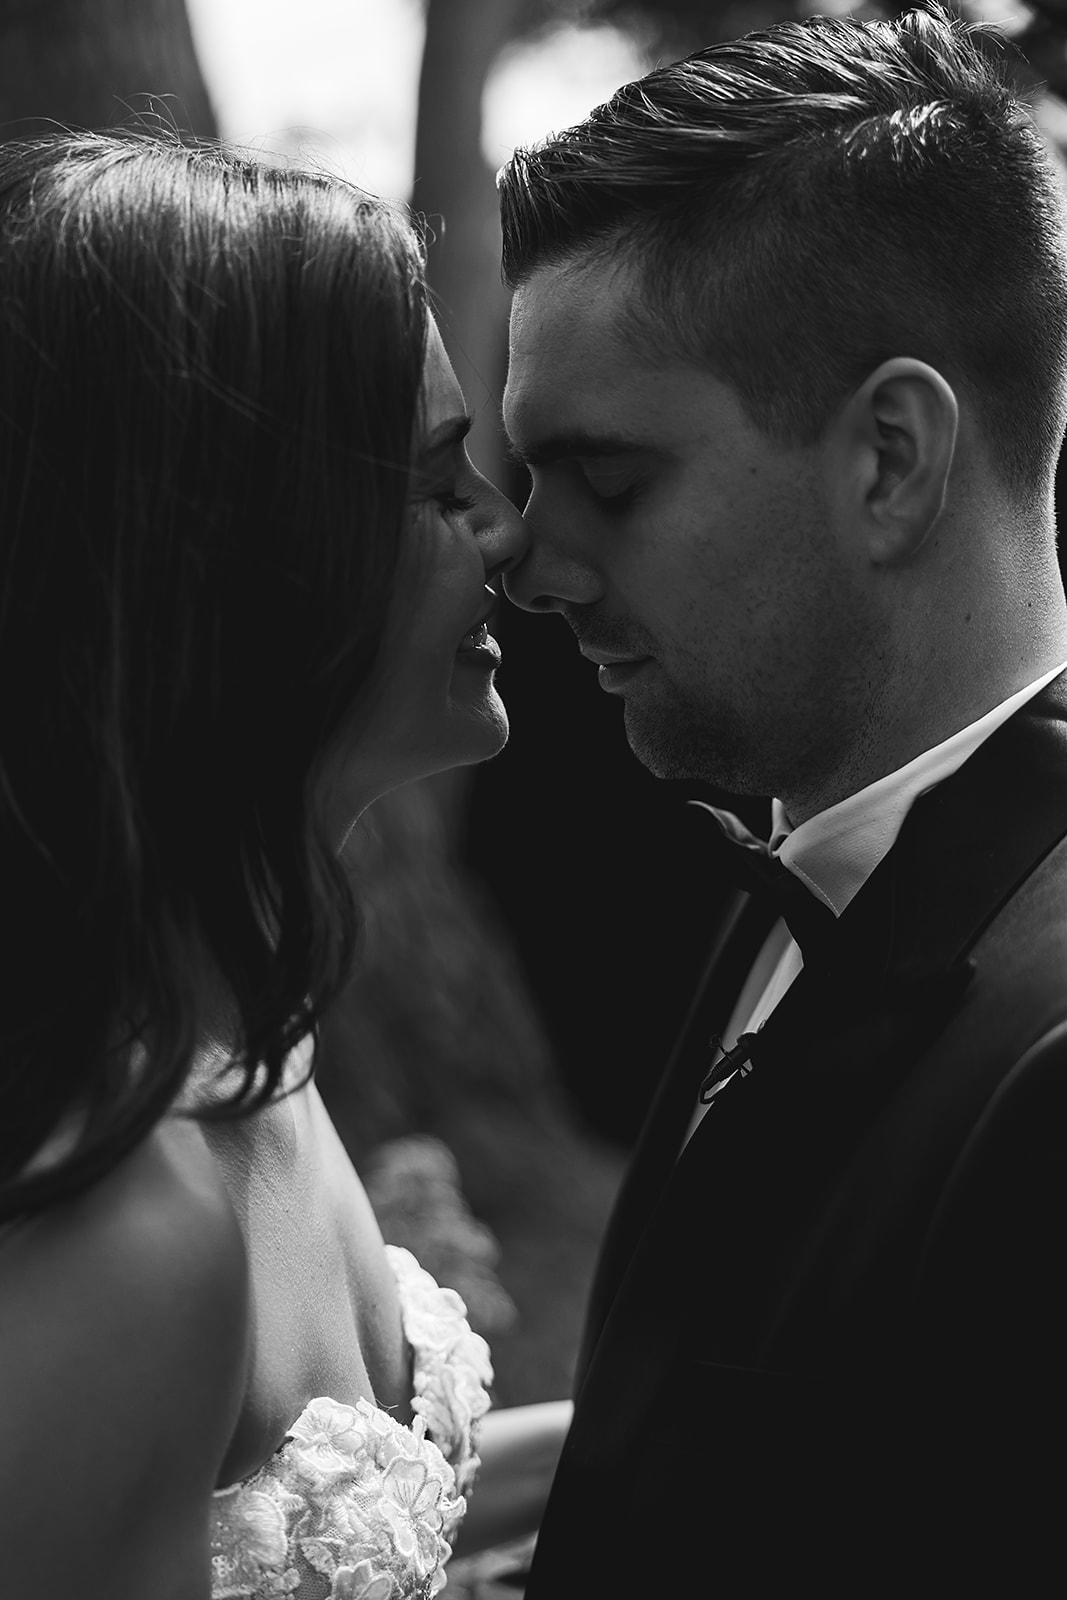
[0,129,569,1598]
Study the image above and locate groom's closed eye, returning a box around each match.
[574,460,646,507]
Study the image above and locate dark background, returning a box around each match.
[459,577,735,1149]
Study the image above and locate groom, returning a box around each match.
[498,4,1067,1593]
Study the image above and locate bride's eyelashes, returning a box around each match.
[410,479,476,519]
[435,489,477,516]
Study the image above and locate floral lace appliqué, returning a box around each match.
[210,1246,494,1600]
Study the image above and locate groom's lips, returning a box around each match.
[597,659,651,691]
[579,646,653,691]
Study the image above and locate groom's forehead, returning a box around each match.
[503,259,646,438]
[508,254,637,353]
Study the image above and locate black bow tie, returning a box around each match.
[696,802,838,961]
[692,799,979,1107]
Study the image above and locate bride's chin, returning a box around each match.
[447,707,510,767]
[326,704,511,849]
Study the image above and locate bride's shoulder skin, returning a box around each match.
[0,1115,250,1600]
[193,1059,412,1470]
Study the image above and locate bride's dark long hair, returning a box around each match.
[0,129,429,1219]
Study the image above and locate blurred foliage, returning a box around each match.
[362,1134,519,1336]
[494,0,1067,110]
[509,0,813,59]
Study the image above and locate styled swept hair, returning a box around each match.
[0,130,428,1219]
[498,2,1067,496]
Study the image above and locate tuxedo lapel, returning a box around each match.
[864,674,1067,979]
[574,886,776,1388]
[562,956,936,1467]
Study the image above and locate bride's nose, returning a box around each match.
[477,480,529,581]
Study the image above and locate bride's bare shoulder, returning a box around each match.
[0,1117,250,1596]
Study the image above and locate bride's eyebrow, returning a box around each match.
[506,428,647,468]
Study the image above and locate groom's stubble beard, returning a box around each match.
[564,606,761,791]
[620,675,757,790]
[623,664,888,804]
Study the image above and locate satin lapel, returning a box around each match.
[833,670,1067,986]
[561,963,894,1468]
[574,886,776,1389]
[564,937,979,1465]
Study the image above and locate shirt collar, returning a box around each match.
[770,661,1067,917]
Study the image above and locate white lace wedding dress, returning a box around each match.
[209,1246,493,1600]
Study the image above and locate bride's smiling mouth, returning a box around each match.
[455,593,502,665]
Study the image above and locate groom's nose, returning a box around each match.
[502,497,604,613]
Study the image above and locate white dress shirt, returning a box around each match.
[683,660,1067,1145]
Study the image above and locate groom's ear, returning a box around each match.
[824,357,958,566]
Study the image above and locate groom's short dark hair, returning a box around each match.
[497,2,1067,497]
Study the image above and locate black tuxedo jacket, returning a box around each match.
[524,675,1067,1597]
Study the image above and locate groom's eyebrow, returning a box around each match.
[506,428,647,468]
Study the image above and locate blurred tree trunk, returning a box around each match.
[0,0,216,136]
[411,0,527,834]
[413,0,526,486]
